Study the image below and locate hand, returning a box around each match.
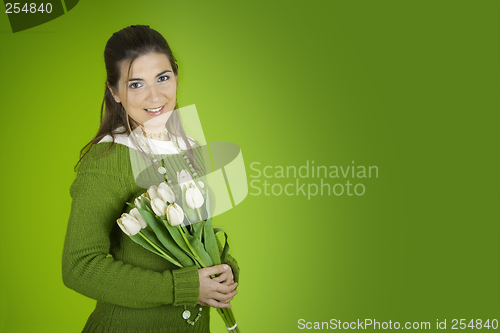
[211,263,235,286]
[198,264,238,308]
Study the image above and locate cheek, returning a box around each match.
[164,83,177,95]
[129,92,147,107]
[124,97,146,120]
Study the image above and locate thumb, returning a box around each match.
[201,264,230,277]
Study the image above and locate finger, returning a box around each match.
[206,299,231,309]
[215,281,238,294]
[211,273,226,283]
[200,264,230,278]
[224,272,234,284]
[214,289,238,303]
[218,278,230,285]
[218,275,234,286]
[221,278,234,286]
[212,271,232,283]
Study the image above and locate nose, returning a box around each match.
[147,86,160,103]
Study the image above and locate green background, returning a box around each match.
[0,1,498,332]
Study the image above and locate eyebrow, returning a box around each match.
[128,70,172,82]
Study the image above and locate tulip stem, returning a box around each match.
[138,231,183,268]
[177,225,206,268]
[226,307,237,331]
[196,208,203,222]
[180,223,189,234]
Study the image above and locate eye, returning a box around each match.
[129,82,143,89]
[158,75,170,82]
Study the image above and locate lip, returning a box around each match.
[144,104,165,116]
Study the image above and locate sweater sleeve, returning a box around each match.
[62,168,200,308]
[216,236,240,285]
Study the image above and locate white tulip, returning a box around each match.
[186,183,204,209]
[129,208,148,228]
[134,197,142,209]
[158,182,175,203]
[166,203,184,226]
[135,193,150,208]
[151,197,168,216]
[117,212,144,236]
[147,185,160,201]
[177,169,196,190]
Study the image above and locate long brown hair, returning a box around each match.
[76,25,199,171]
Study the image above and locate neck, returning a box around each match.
[142,126,170,141]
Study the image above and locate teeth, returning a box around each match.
[146,106,163,112]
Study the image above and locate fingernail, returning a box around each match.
[223,264,228,270]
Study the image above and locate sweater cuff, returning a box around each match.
[172,266,199,307]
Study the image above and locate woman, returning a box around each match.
[62,25,239,333]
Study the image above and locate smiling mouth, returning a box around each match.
[144,105,165,116]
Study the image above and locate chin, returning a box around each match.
[143,110,173,128]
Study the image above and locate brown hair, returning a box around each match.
[76,25,198,171]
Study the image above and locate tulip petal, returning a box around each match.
[181,184,199,223]
[117,219,131,236]
[186,184,204,210]
[151,198,168,216]
[166,203,184,226]
[158,182,176,203]
[117,213,142,236]
[147,185,160,201]
[177,169,194,191]
[133,197,142,209]
[130,208,148,229]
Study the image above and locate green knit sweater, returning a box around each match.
[62,142,240,333]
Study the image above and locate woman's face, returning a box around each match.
[109,52,177,131]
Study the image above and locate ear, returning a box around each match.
[107,82,121,104]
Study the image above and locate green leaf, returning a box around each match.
[203,218,221,266]
[201,186,211,221]
[192,219,206,241]
[160,216,201,266]
[130,230,182,267]
[137,208,195,267]
[129,233,164,258]
[180,223,189,235]
[138,196,153,213]
[125,202,137,210]
[183,228,214,267]
[214,227,230,264]
[139,228,168,252]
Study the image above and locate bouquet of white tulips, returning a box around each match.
[116,175,239,332]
